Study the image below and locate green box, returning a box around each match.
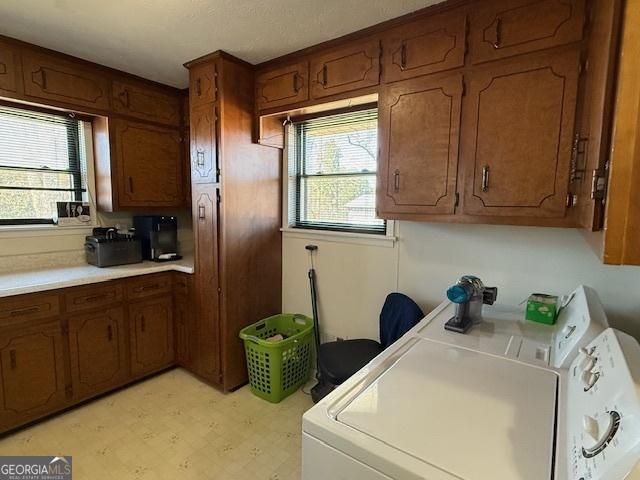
[525,294,559,325]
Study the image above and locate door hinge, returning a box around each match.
[454,192,460,208]
[591,168,608,200]
[216,190,221,204]
[570,133,588,181]
[566,193,577,208]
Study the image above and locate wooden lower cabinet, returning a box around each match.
[68,307,128,400]
[0,320,67,431]
[129,297,175,377]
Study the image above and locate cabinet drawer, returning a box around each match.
[112,81,181,126]
[383,9,467,83]
[256,61,309,111]
[21,51,110,110]
[189,62,218,107]
[64,282,123,313]
[0,294,60,326]
[127,273,173,300]
[469,0,585,64]
[310,39,380,99]
[0,41,19,94]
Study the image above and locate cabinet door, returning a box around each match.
[310,40,380,99]
[460,50,580,218]
[22,52,110,110]
[383,10,467,83]
[68,307,128,400]
[192,185,220,383]
[377,74,463,216]
[0,41,19,94]
[0,320,67,432]
[129,297,174,376]
[190,103,218,184]
[469,0,585,64]
[256,61,309,111]
[112,119,184,208]
[112,81,181,126]
[189,62,218,108]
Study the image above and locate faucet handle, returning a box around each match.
[483,287,498,305]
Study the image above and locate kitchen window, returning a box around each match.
[0,104,88,225]
[287,107,386,235]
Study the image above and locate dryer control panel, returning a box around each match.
[567,328,640,480]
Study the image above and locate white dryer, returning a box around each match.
[302,286,640,480]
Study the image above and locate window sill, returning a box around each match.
[281,226,396,247]
[0,223,96,238]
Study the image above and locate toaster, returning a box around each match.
[85,227,143,267]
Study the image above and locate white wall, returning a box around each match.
[282,222,640,341]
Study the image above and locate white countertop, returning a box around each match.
[0,255,194,298]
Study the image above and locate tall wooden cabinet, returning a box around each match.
[185,52,281,390]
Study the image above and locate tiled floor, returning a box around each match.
[0,369,314,480]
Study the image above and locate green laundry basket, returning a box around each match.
[239,314,314,403]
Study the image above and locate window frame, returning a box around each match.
[287,105,389,236]
[0,103,88,226]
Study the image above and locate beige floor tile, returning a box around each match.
[0,368,314,480]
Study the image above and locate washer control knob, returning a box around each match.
[582,411,621,458]
[579,351,598,371]
[582,370,601,392]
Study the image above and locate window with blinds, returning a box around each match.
[0,104,87,225]
[288,107,385,234]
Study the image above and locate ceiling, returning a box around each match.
[0,0,442,88]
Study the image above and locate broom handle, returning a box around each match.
[308,268,322,364]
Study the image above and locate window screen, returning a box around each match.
[0,104,86,225]
[289,107,385,234]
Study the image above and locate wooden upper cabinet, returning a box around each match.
[460,50,581,218]
[189,62,217,107]
[0,41,19,94]
[0,320,67,431]
[383,10,467,83]
[67,307,128,400]
[112,119,184,208]
[21,52,110,110]
[256,61,309,111]
[129,297,174,377]
[377,74,463,217]
[112,81,181,126]
[469,0,585,64]
[310,39,380,99]
[190,103,218,184]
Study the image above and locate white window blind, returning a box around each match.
[0,104,86,225]
[288,107,385,234]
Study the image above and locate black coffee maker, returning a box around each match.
[133,216,180,261]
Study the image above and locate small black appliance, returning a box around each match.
[133,215,180,261]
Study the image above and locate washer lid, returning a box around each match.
[336,338,558,480]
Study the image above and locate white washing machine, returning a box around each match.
[302,286,640,480]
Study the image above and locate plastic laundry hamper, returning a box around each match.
[239,314,314,403]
